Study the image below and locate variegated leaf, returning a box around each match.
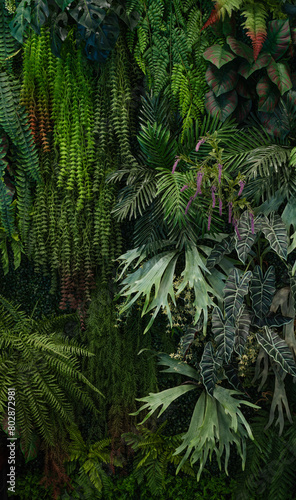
[262,213,288,259]
[234,305,252,356]
[263,19,291,61]
[267,59,292,96]
[257,76,280,112]
[253,314,293,328]
[238,53,271,79]
[250,266,276,320]
[227,36,254,63]
[203,44,236,69]
[223,364,245,392]
[205,63,238,97]
[212,307,236,363]
[205,90,238,122]
[206,235,235,269]
[199,341,217,396]
[256,328,296,376]
[223,269,252,320]
[235,210,259,264]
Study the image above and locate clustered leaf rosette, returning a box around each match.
[172,133,254,234]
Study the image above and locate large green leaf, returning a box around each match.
[226,36,254,63]
[55,0,75,10]
[205,90,238,122]
[30,0,49,34]
[234,306,252,356]
[157,353,200,381]
[223,269,252,320]
[203,44,236,69]
[250,266,276,320]
[261,213,288,259]
[263,19,291,61]
[238,53,271,79]
[257,76,280,113]
[206,235,235,270]
[256,327,296,376]
[211,307,236,364]
[267,59,292,96]
[235,210,259,264]
[9,0,31,43]
[131,384,198,425]
[69,0,107,32]
[253,314,293,328]
[205,63,238,97]
[199,341,217,396]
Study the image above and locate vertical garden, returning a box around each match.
[1,0,296,498]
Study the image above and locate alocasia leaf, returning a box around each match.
[257,76,280,112]
[234,305,252,356]
[263,19,291,61]
[257,327,296,376]
[69,0,107,32]
[267,59,292,96]
[223,268,252,320]
[250,266,276,320]
[235,210,258,264]
[206,235,235,270]
[238,53,271,79]
[205,90,238,122]
[199,341,217,396]
[226,36,254,63]
[203,44,236,69]
[205,63,238,97]
[261,213,288,259]
[212,307,236,364]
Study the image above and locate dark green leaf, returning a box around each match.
[50,11,68,57]
[250,266,276,320]
[69,0,107,32]
[205,90,238,122]
[262,213,288,259]
[238,53,271,79]
[157,353,200,381]
[267,59,292,96]
[212,307,236,364]
[235,210,258,264]
[236,77,252,99]
[254,314,293,328]
[263,19,291,61]
[9,0,31,44]
[199,341,217,395]
[224,364,245,392]
[20,433,40,463]
[233,97,252,123]
[257,76,280,112]
[223,269,252,320]
[206,235,235,270]
[203,44,236,69]
[227,36,254,63]
[205,63,238,97]
[256,327,296,376]
[54,0,75,10]
[30,0,49,34]
[234,305,252,356]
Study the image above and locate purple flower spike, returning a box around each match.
[219,198,223,216]
[233,219,241,240]
[238,180,245,196]
[185,197,193,215]
[218,164,222,184]
[195,138,205,152]
[211,185,216,208]
[250,212,255,234]
[228,202,233,223]
[196,170,204,194]
[180,184,189,192]
[172,156,180,174]
[207,213,211,231]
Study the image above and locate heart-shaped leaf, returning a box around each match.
[206,235,235,270]
[263,19,291,61]
[257,327,296,376]
[250,266,276,320]
[212,307,236,364]
[223,268,252,320]
[262,213,288,259]
[235,211,260,264]
[238,52,271,79]
[205,63,238,97]
[203,44,236,69]
[257,76,280,112]
[267,59,292,96]
[227,36,254,63]
[234,305,252,356]
[200,341,218,396]
[205,90,238,122]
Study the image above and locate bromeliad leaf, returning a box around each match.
[235,210,258,264]
[234,305,252,356]
[223,269,252,320]
[267,59,292,96]
[131,384,198,425]
[203,44,235,69]
[157,353,200,381]
[205,90,238,122]
[263,19,291,62]
[199,341,217,396]
[250,266,276,320]
[261,213,288,259]
[206,235,235,269]
[205,63,238,97]
[211,307,236,364]
[256,327,296,376]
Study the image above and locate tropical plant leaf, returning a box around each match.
[69,0,108,32]
[256,327,296,376]
[223,269,252,320]
[236,77,252,99]
[235,210,259,264]
[234,305,252,356]
[226,36,254,63]
[223,364,245,392]
[132,384,198,425]
[205,63,238,97]
[9,0,31,44]
[20,433,40,463]
[206,235,235,269]
[253,314,293,329]
[157,353,200,381]
[205,89,238,122]
[250,266,276,320]
[55,0,75,10]
[211,307,236,364]
[241,2,268,61]
[199,341,217,396]
[263,19,291,61]
[30,0,49,34]
[238,52,271,79]
[261,213,288,259]
[257,76,280,112]
[267,59,292,96]
[203,44,236,69]
[233,97,252,123]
